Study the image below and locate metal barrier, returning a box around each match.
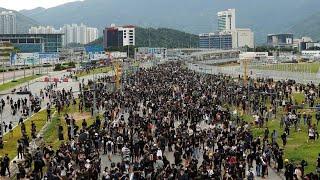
[186,62,320,84]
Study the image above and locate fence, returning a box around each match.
[186,62,320,84]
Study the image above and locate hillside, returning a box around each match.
[88,27,199,48]
[0,7,39,33]
[18,0,320,43]
[288,11,320,41]
[20,7,46,17]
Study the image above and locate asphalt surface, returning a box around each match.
[98,60,283,179]
[0,69,114,135]
[100,104,283,180]
[0,67,54,83]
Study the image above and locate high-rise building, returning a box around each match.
[60,24,98,45]
[199,32,233,49]
[0,34,63,53]
[29,24,99,46]
[29,26,60,34]
[199,8,254,49]
[217,9,236,31]
[0,11,16,34]
[231,28,254,49]
[86,27,99,44]
[267,33,293,48]
[103,24,135,49]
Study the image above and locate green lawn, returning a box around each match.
[43,101,96,150]
[0,110,49,160]
[76,66,112,78]
[252,63,320,74]
[0,75,41,92]
[240,93,320,173]
[249,114,320,173]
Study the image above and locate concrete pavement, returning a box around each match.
[100,105,283,180]
[0,67,54,84]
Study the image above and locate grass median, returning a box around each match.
[252,63,320,74]
[76,66,112,78]
[240,93,320,173]
[0,109,48,160]
[43,102,96,150]
[249,112,320,173]
[0,75,42,92]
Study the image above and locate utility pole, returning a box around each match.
[2,61,4,84]
[13,57,16,81]
[127,45,130,60]
[23,55,26,78]
[0,107,3,148]
[32,58,35,76]
[38,58,41,75]
[93,73,97,117]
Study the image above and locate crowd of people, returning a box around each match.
[0,61,320,179]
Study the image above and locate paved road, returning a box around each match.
[0,67,54,84]
[100,105,283,180]
[0,69,115,135]
[97,61,282,179]
[0,70,68,132]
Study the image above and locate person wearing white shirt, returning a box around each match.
[156,148,163,157]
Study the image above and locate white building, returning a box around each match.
[200,8,254,49]
[30,24,99,46]
[61,24,98,45]
[109,24,135,46]
[229,28,254,49]
[86,27,99,44]
[293,36,313,50]
[240,52,268,60]
[121,26,135,46]
[217,9,236,31]
[302,50,320,59]
[0,11,16,34]
[104,24,136,48]
[29,26,60,34]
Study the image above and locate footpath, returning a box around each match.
[4,70,114,179]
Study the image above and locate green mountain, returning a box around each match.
[88,27,199,48]
[0,7,39,33]
[288,12,320,41]
[18,0,320,43]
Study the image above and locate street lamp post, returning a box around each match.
[2,62,4,84]
[38,58,41,75]
[93,73,97,117]
[32,58,35,76]
[13,58,16,81]
[23,56,26,78]
[0,107,3,148]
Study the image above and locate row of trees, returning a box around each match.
[87,27,199,49]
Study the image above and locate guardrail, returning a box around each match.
[187,62,320,84]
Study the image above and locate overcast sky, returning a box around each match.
[0,0,82,11]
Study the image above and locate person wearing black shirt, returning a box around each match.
[2,154,10,177]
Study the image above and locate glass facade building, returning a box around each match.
[199,33,233,49]
[103,27,124,49]
[0,34,63,53]
[267,34,293,48]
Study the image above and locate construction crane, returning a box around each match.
[242,58,252,85]
[114,61,122,90]
[107,52,123,90]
